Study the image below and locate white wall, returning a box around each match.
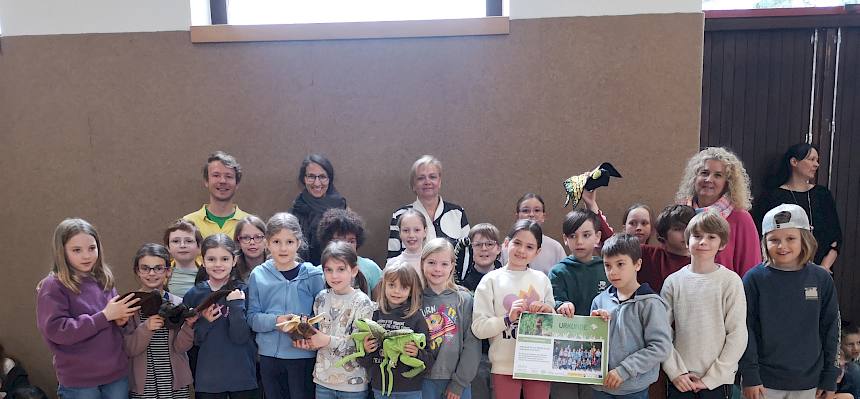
[0,0,191,36]
[510,0,701,19]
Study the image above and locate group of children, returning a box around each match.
[33,189,843,399]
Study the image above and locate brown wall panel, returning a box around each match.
[0,14,703,391]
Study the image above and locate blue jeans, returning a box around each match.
[371,389,422,399]
[315,385,368,399]
[422,379,472,399]
[57,376,129,399]
[592,388,649,399]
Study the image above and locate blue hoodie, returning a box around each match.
[247,260,326,359]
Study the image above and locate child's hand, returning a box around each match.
[293,339,313,350]
[816,390,835,399]
[509,299,525,323]
[404,342,419,357]
[201,304,223,322]
[145,315,165,331]
[743,385,766,399]
[604,369,623,389]
[104,293,141,321]
[528,302,553,314]
[184,314,199,327]
[226,289,245,301]
[557,302,575,317]
[305,329,330,349]
[115,316,130,327]
[689,376,707,392]
[363,335,378,352]
[591,309,611,321]
[671,374,696,392]
[581,189,599,213]
[445,389,461,399]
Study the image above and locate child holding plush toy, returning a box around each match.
[125,243,197,399]
[247,212,326,399]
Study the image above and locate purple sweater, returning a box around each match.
[35,275,128,388]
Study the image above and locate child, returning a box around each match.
[420,238,481,399]
[454,223,503,293]
[661,211,747,399]
[1,342,30,398]
[739,204,840,399]
[638,205,695,294]
[837,347,860,399]
[164,219,203,298]
[548,209,607,399]
[125,243,196,399]
[385,209,428,274]
[182,234,259,399]
[590,233,672,399]
[317,208,383,291]
[299,241,376,398]
[36,218,140,397]
[472,220,556,399]
[360,263,434,399]
[623,204,654,245]
[247,212,325,399]
[500,193,567,274]
[842,324,860,365]
[234,215,270,283]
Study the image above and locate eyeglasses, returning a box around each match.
[169,238,197,246]
[518,208,545,215]
[138,265,168,274]
[305,174,329,182]
[238,234,265,244]
[471,241,498,249]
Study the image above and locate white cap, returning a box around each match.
[761,203,812,235]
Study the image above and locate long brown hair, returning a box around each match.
[42,218,115,294]
[375,262,422,317]
[233,215,270,281]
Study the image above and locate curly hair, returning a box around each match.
[317,208,367,249]
[675,147,752,210]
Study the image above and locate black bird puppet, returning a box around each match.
[562,162,622,208]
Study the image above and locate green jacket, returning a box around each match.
[548,255,608,316]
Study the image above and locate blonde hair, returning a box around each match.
[684,210,731,247]
[409,155,442,191]
[762,229,817,266]
[376,262,423,317]
[44,218,115,294]
[420,238,458,291]
[675,147,753,210]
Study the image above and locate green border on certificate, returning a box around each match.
[512,313,609,385]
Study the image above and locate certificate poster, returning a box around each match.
[512,313,609,384]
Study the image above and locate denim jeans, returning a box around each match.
[371,389,422,399]
[422,379,472,399]
[315,385,369,399]
[592,388,649,399]
[57,376,129,399]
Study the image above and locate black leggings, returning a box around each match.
[668,383,731,399]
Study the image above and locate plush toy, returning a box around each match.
[193,281,238,313]
[335,319,387,367]
[378,329,427,395]
[158,302,197,330]
[563,162,622,208]
[276,313,328,341]
[119,291,162,317]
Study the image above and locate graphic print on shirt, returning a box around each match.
[422,303,458,350]
[501,285,543,340]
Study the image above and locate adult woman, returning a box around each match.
[388,155,470,259]
[675,147,761,276]
[752,143,841,271]
[290,154,347,265]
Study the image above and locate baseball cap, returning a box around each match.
[761,203,812,235]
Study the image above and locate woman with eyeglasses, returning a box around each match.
[233,215,271,282]
[289,154,348,266]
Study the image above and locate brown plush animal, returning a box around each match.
[276,313,328,341]
[119,291,162,317]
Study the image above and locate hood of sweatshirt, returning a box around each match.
[258,259,322,282]
[606,282,661,304]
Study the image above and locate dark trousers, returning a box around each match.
[667,383,731,399]
[196,389,261,399]
[259,356,315,399]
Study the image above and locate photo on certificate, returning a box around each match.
[512,313,609,385]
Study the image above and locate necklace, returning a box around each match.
[788,188,813,227]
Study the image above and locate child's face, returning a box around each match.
[412,164,442,200]
[506,230,541,269]
[384,278,411,306]
[471,233,500,268]
[203,247,236,283]
[399,215,427,253]
[843,333,860,361]
[662,226,688,255]
[332,232,358,252]
[323,258,357,295]
[624,208,652,244]
[267,229,300,268]
[137,255,170,290]
[564,220,601,262]
[687,229,724,260]
[603,254,641,291]
[303,162,330,199]
[237,224,266,260]
[516,198,546,224]
[65,233,98,275]
[765,228,803,267]
[423,250,454,291]
[168,230,199,265]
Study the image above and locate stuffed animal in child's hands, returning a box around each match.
[158,302,197,330]
[276,313,328,341]
[563,162,622,208]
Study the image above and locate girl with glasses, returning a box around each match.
[234,215,270,282]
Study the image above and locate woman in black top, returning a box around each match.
[290,154,347,265]
[753,143,842,270]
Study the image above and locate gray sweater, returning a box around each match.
[421,287,481,396]
[590,283,673,395]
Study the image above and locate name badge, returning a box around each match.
[805,287,819,300]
